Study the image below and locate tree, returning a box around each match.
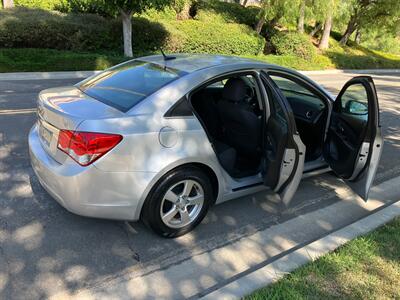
[354,28,362,44]
[255,9,267,34]
[340,0,400,45]
[172,0,191,20]
[310,22,323,37]
[255,0,300,34]
[319,0,334,49]
[297,0,306,33]
[3,0,14,8]
[102,0,172,57]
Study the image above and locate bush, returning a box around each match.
[195,0,261,27]
[55,0,114,18]
[159,18,265,55]
[270,32,316,60]
[132,17,169,53]
[0,8,120,51]
[0,7,263,56]
[14,0,66,10]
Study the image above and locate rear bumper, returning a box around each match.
[29,124,154,221]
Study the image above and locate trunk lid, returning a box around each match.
[37,86,123,163]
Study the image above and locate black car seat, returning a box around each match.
[216,78,261,157]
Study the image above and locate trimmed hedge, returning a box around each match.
[0,8,118,51]
[14,0,65,10]
[0,8,168,53]
[162,19,265,55]
[0,7,265,56]
[270,32,316,60]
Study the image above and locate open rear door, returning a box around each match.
[260,71,306,207]
[323,76,383,200]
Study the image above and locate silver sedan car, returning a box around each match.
[29,54,383,237]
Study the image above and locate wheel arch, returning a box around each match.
[136,161,221,221]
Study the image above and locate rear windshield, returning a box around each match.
[78,61,186,112]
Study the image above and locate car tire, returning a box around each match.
[141,166,213,238]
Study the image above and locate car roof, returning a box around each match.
[138,53,273,73]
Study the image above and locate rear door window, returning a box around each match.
[78,61,187,112]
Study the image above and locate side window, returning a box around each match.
[165,97,193,117]
[340,83,368,120]
[264,77,288,127]
[270,91,288,125]
[270,74,326,108]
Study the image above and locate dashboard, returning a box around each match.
[283,91,326,125]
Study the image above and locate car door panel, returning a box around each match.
[324,76,383,200]
[263,112,289,188]
[260,71,305,207]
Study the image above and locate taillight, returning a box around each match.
[57,130,122,166]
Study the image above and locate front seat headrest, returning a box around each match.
[222,78,247,103]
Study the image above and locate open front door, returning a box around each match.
[260,72,305,207]
[323,76,383,200]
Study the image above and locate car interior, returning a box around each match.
[269,74,328,162]
[190,72,329,179]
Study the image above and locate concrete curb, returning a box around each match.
[0,69,399,81]
[200,200,400,299]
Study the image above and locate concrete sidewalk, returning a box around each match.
[52,176,400,300]
[0,69,399,81]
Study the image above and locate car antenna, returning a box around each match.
[160,48,176,61]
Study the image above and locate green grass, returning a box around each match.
[245,217,400,300]
[1,40,400,73]
[0,48,127,72]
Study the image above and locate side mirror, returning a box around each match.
[344,100,368,115]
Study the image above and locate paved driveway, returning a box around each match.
[0,71,400,299]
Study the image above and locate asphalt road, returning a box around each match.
[0,71,400,299]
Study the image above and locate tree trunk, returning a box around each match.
[177,2,191,20]
[340,15,357,45]
[255,10,266,34]
[121,10,133,57]
[242,0,249,6]
[297,0,306,34]
[268,15,280,30]
[3,0,15,8]
[354,29,361,44]
[319,11,333,50]
[310,22,322,37]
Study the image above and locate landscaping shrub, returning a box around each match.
[132,17,169,53]
[166,19,265,55]
[0,8,169,53]
[0,8,120,51]
[14,0,65,10]
[270,32,316,60]
[55,0,114,17]
[195,0,261,27]
[0,7,263,56]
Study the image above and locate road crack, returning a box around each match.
[117,222,140,262]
